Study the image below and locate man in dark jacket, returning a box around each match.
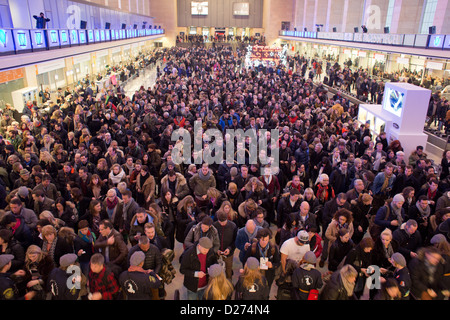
[33,12,50,29]
[47,254,84,300]
[179,237,218,300]
[94,220,129,275]
[119,251,162,300]
[409,246,448,300]
[392,220,422,264]
[213,211,237,279]
[127,235,162,274]
[291,251,323,300]
[277,188,302,227]
[329,160,351,195]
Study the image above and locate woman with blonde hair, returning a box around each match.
[39,150,58,176]
[108,163,127,188]
[234,257,269,300]
[22,245,54,300]
[41,134,54,152]
[95,158,110,183]
[216,200,238,223]
[206,187,226,219]
[39,210,65,230]
[202,264,234,300]
[320,264,358,300]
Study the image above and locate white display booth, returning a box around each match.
[358,82,431,158]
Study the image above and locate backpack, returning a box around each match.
[159,249,176,284]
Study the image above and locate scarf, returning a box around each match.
[427,188,437,200]
[381,172,393,192]
[244,226,258,242]
[415,201,431,219]
[300,263,315,271]
[106,196,119,210]
[109,169,125,185]
[78,228,96,244]
[199,169,211,181]
[391,203,403,226]
[382,242,395,260]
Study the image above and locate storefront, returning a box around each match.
[36,59,67,93]
[72,53,92,85]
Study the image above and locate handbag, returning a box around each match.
[307,289,319,300]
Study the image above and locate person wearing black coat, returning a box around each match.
[291,251,323,300]
[175,196,198,245]
[371,229,399,272]
[0,229,25,273]
[276,189,302,228]
[328,228,355,272]
[320,264,358,300]
[409,246,449,300]
[213,211,237,280]
[349,194,372,245]
[179,237,218,300]
[392,220,422,265]
[1,214,33,250]
[234,257,270,300]
[53,227,86,268]
[329,161,351,195]
[344,237,375,299]
[127,238,163,274]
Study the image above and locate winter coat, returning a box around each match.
[127,244,162,274]
[160,173,190,200]
[179,244,218,293]
[320,271,356,300]
[94,228,129,270]
[184,223,220,253]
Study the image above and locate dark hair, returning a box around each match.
[9,198,23,206]
[417,195,428,202]
[32,190,44,198]
[256,228,272,239]
[99,219,113,230]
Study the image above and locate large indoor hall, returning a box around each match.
[0,0,448,308]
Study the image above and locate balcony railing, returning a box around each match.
[0,27,165,56]
[279,30,449,50]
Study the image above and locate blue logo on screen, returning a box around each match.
[80,32,85,43]
[71,30,77,42]
[35,32,43,45]
[88,31,93,41]
[18,32,27,47]
[0,29,7,47]
[434,36,442,47]
[61,31,67,43]
[50,31,58,43]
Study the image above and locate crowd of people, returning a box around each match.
[0,43,449,301]
[176,33,266,45]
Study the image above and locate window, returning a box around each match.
[385,0,395,29]
[420,0,438,34]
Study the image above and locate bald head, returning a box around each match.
[300,201,310,215]
[245,219,256,233]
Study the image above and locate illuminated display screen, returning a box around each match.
[191,1,208,15]
[233,2,249,15]
[383,88,405,118]
[245,45,288,67]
